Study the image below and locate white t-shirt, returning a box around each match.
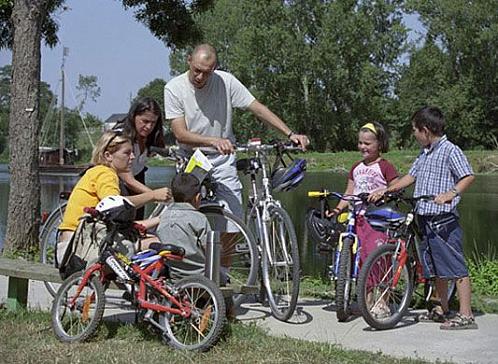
[164,70,255,151]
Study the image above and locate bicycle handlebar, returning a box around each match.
[235,141,302,153]
[307,189,369,203]
[149,145,180,158]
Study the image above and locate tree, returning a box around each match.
[399,0,498,149]
[1,0,214,254]
[4,0,51,253]
[0,64,12,154]
[76,74,101,112]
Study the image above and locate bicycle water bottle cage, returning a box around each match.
[271,159,307,192]
[364,206,406,232]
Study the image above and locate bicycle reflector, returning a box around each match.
[271,159,307,192]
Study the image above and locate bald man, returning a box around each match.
[165,43,309,213]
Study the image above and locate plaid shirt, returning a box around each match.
[409,135,473,215]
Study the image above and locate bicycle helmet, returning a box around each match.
[96,195,136,223]
[271,159,307,192]
[306,208,344,247]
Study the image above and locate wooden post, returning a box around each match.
[6,277,29,311]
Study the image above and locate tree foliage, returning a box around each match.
[0,0,65,49]
[76,74,101,112]
[399,0,498,149]
[170,0,407,151]
[120,0,214,48]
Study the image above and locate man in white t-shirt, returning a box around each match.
[164,44,309,281]
[164,43,309,217]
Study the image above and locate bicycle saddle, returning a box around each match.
[149,242,185,257]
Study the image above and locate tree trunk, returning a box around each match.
[4,0,48,254]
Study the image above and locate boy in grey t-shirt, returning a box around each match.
[156,173,211,280]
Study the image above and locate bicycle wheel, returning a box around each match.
[200,205,259,307]
[40,202,67,297]
[261,205,300,322]
[51,271,106,343]
[335,238,353,322]
[161,275,226,352]
[357,243,414,330]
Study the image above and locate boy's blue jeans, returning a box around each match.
[417,213,469,279]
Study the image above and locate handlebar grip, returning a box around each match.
[307,191,329,198]
[132,223,147,235]
[149,146,172,158]
[83,207,100,218]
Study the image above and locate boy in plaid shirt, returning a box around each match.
[373,106,477,330]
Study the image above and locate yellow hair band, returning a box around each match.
[361,122,377,134]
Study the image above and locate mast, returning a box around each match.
[59,47,69,166]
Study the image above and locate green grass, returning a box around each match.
[0,309,434,364]
[302,150,498,174]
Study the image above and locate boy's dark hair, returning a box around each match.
[411,106,445,136]
[359,121,389,153]
[171,173,201,203]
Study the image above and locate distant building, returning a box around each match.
[103,113,127,131]
[39,146,77,166]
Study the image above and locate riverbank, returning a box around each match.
[148,149,498,175]
[2,150,497,174]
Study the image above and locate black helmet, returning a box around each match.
[271,159,307,192]
[306,208,343,248]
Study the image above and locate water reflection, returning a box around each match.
[0,165,496,278]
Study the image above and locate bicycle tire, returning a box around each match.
[200,205,259,307]
[161,275,226,352]
[335,238,353,322]
[40,202,67,297]
[261,205,300,322]
[357,243,414,330]
[51,271,106,343]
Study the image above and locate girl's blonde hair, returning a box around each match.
[91,131,132,166]
[359,121,389,153]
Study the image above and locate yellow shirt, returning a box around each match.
[59,165,120,231]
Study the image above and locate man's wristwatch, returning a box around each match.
[287,130,295,139]
[450,187,460,197]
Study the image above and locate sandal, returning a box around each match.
[417,307,448,323]
[371,303,391,319]
[440,313,478,330]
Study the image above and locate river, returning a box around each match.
[0,164,497,278]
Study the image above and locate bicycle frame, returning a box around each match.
[239,144,294,264]
[72,251,190,318]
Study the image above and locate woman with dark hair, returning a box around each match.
[114,96,166,218]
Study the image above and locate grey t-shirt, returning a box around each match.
[156,202,211,280]
[164,70,255,151]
